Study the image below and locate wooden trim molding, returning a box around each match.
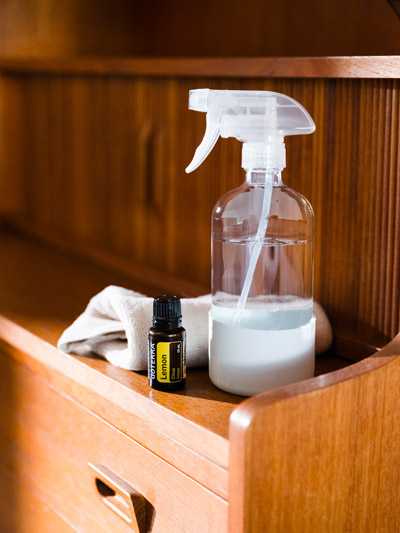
[0,56,399,78]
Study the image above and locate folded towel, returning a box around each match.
[58,286,333,371]
[58,286,210,370]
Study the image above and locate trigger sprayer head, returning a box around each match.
[185,89,315,173]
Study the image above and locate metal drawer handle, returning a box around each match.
[89,462,146,532]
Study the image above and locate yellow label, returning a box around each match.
[157,342,170,382]
[156,341,182,383]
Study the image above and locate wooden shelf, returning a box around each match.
[0,225,241,498]
[0,56,399,78]
[0,224,376,419]
[0,224,390,506]
[1,218,399,531]
[0,228,343,436]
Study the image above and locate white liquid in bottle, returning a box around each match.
[209,302,315,396]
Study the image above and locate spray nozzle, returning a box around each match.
[186,89,315,172]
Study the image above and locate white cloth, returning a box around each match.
[58,286,210,370]
[58,286,333,371]
[313,301,333,355]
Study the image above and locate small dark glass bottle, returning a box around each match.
[148,295,186,391]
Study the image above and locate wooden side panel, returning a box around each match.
[229,334,400,532]
[0,67,399,339]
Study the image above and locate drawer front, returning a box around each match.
[0,462,72,533]
[0,350,227,533]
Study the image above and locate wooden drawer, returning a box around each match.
[0,350,227,533]
[0,461,72,532]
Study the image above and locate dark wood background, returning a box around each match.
[0,0,399,57]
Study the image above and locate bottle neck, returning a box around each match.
[245,169,283,186]
[152,317,182,330]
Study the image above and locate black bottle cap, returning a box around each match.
[153,295,182,328]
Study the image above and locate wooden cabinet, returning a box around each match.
[0,57,400,532]
[1,226,400,533]
[0,345,226,532]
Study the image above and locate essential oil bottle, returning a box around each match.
[148,295,186,391]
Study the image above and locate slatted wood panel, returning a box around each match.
[0,60,399,342]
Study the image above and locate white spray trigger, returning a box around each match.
[185,89,315,173]
[185,113,221,173]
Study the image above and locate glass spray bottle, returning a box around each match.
[186,89,316,396]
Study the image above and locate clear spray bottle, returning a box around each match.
[186,89,316,396]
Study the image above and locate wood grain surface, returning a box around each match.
[0,56,400,78]
[0,228,350,484]
[0,0,399,58]
[0,462,73,532]
[229,333,400,532]
[0,348,227,532]
[0,228,239,480]
[1,57,399,344]
[0,227,398,532]
[0,55,400,532]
